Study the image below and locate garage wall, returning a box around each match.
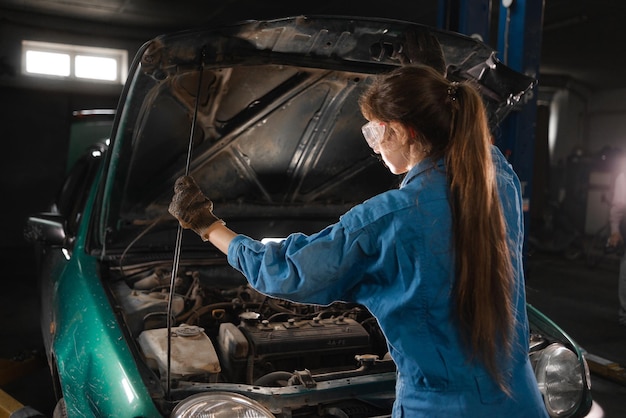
[0,12,152,253]
[0,88,117,247]
[549,87,626,164]
[588,88,626,153]
[585,89,626,232]
[545,86,626,235]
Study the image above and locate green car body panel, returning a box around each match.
[48,168,161,417]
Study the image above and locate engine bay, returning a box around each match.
[108,261,392,387]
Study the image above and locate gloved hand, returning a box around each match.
[168,175,223,241]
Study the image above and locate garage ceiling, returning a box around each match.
[1,0,625,90]
[0,0,439,30]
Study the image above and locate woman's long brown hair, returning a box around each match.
[359,65,514,393]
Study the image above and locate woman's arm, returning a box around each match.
[201,222,238,254]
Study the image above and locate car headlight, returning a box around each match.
[532,343,584,417]
[171,392,276,418]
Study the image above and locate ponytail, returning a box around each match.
[446,82,514,394]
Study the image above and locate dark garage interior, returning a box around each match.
[1,0,626,417]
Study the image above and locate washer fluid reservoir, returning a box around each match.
[138,324,221,379]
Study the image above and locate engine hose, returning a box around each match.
[246,345,256,384]
[253,371,294,387]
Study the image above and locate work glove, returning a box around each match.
[168,175,223,241]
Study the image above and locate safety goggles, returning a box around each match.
[361,121,385,149]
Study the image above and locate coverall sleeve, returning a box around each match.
[226,220,374,306]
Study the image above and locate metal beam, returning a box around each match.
[437,0,499,46]
[494,0,544,248]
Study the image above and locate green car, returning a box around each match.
[26,16,596,418]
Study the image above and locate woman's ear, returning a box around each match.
[388,121,411,146]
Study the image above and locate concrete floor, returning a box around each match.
[1,247,625,417]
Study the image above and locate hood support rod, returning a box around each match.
[166,48,205,399]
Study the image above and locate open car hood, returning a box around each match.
[99,15,535,250]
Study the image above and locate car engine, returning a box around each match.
[108,262,391,387]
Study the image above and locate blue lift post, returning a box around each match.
[496,0,544,231]
[437,0,544,251]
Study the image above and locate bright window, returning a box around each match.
[22,40,127,84]
[25,50,70,76]
[75,55,117,81]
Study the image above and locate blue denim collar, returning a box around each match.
[400,157,445,188]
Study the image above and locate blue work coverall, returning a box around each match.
[227,146,548,417]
